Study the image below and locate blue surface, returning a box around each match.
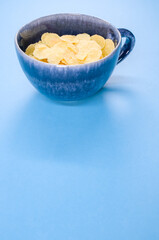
[0,0,159,240]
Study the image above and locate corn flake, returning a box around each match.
[41,33,61,47]
[61,35,79,44]
[33,43,50,60]
[90,34,105,49]
[25,43,36,55]
[76,33,90,41]
[47,41,68,64]
[102,39,115,57]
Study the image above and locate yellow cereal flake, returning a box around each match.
[102,39,115,57]
[84,48,102,63]
[47,41,68,64]
[76,33,90,41]
[60,35,79,44]
[75,40,89,60]
[28,54,47,63]
[90,34,105,49]
[33,43,50,60]
[41,33,61,47]
[47,54,61,64]
[66,42,78,54]
[76,40,101,61]
[25,43,36,55]
[64,51,79,65]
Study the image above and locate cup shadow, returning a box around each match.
[6,75,138,167]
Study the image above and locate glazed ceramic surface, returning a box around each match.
[15,14,135,100]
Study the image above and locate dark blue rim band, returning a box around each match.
[117,28,135,64]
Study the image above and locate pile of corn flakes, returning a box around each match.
[25,32,115,65]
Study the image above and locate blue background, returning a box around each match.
[0,0,159,239]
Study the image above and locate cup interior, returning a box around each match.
[16,14,120,52]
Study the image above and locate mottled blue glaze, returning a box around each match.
[15,14,135,100]
[117,28,135,64]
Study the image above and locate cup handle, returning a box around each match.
[117,28,135,64]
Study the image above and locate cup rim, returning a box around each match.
[15,13,121,68]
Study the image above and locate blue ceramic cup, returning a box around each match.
[15,14,135,100]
